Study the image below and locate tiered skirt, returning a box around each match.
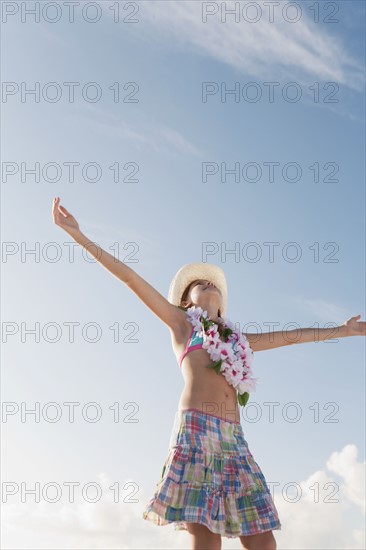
[142,408,282,538]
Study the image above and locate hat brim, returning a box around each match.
[168,263,228,317]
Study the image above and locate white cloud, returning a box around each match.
[2,445,365,549]
[273,444,365,549]
[326,444,366,514]
[1,473,185,549]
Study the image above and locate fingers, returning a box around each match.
[53,197,69,218]
[53,197,66,221]
[53,197,60,213]
[52,197,59,217]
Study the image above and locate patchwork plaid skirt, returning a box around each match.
[142,408,282,538]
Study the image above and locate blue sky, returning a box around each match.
[2,1,365,548]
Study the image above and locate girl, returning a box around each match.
[52,197,365,550]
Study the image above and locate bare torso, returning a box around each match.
[169,311,241,424]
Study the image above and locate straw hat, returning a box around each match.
[168,262,228,317]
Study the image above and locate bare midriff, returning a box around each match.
[170,319,241,424]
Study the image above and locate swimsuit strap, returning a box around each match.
[179,326,204,366]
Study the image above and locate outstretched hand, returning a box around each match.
[52,197,80,236]
[342,314,366,337]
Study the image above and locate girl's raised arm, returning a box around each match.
[52,197,185,332]
[244,315,365,352]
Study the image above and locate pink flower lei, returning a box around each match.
[183,305,258,407]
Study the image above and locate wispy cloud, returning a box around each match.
[158,125,205,157]
[72,102,205,157]
[286,296,352,324]
[79,219,160,254]
[128,1,364,92]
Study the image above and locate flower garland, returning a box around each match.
[182,305,258,407]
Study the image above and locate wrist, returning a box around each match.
[338,324,350,338]
[71,230,85,243]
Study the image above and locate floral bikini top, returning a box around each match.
[179,326,237,367]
